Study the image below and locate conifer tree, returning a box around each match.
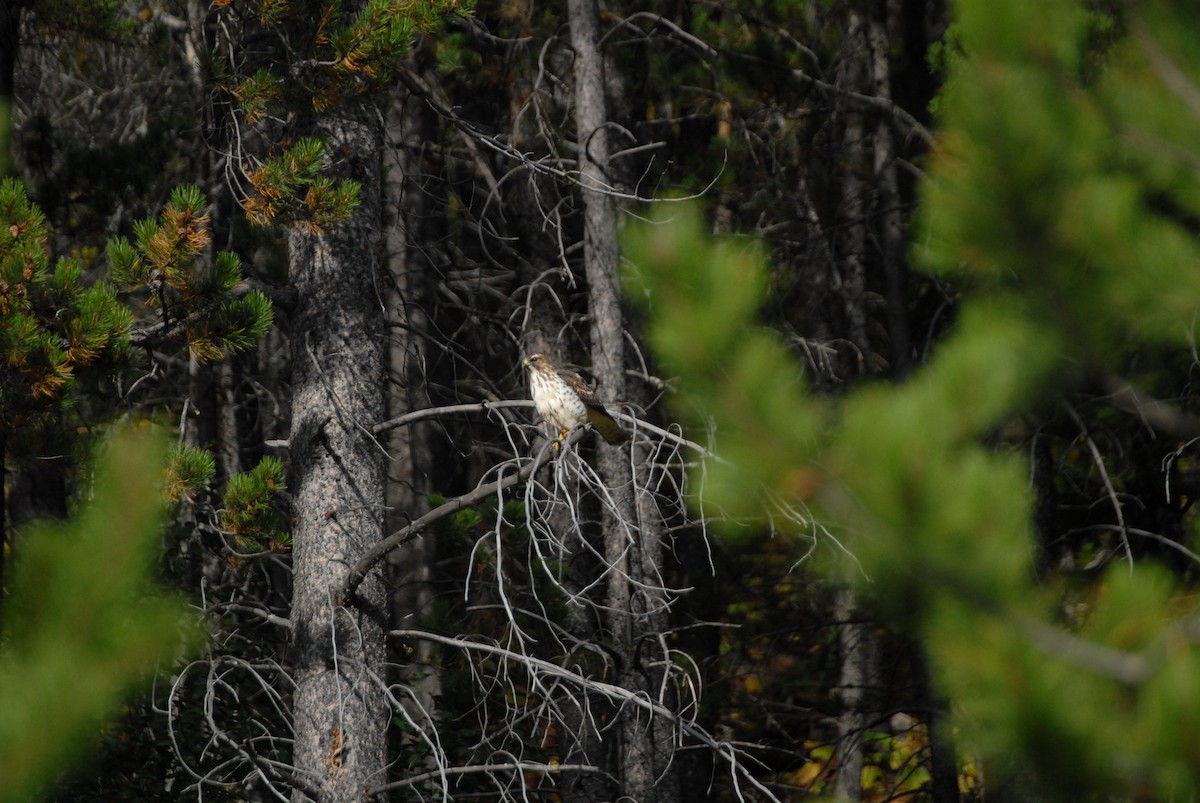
[0,178,272,590]
[627,0,1200,797]
[6,0,979,798]
[205,1,463,798]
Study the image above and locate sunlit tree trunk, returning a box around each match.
[288,99,389,802]
[834,587,877,801]
[834,16,882,800]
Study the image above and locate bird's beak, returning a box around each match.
[522,357,530,367]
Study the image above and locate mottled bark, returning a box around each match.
[628,457,680,803]
[288,103,389,803]
[567,4,633,798]
[833,21,884,791]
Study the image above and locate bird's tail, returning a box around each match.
[586,406,630,445]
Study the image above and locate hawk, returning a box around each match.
[523,353,630,446]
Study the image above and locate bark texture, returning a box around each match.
[835,11,872,377]
[867,1,911,379]
[288,103,389,802]
[834,587,878,802]
[384,80,442,759]
[568,1,678,799]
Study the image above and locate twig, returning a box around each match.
[390,629,784,803]
[1099,373,1200,440]
[371,399,532,435]
[341,428,587,603]
[1065,403,1133,570]
[369,761,606,794]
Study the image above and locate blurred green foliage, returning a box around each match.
[626,0,1200,796]
[0,430,204,802]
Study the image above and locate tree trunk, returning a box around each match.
[288,102,389,802]
[834,587,877,801]
[628,457,680,803]
[567,1,635,795]
[384,76,441,765]
[833,22,884,791]
[836,11,873,378]
[920,660,962,803]
[567,1,678,799]
[867,2,911,379]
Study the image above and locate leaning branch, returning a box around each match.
[371,399,532,435]
[341,428,587,603]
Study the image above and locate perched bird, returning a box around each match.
[523,353,630,446]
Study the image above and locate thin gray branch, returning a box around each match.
[342,428,587,603]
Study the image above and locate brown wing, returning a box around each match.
[558,367,629,445]
[558,367,600,403]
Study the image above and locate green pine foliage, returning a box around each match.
[2,174,279,584]
[164,445,217,504]
[215,0,470,228]
[242,138,361,228]
[233,68,282,127]
[110,184,273,362]
[0,431,204,802]
[222,456,289,554]
[0,178,131,444]
[626,1,1200,796]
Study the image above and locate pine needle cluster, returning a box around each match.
[217,0,471,228]
[242,138,360,229]
[221,456,289,556]
[1,179,278,544]
[0,179,131,439]
[110,185,273,362]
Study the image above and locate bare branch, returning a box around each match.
[391,629,786,803]
[342,428,587,603]
[1099,373,1200,440]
